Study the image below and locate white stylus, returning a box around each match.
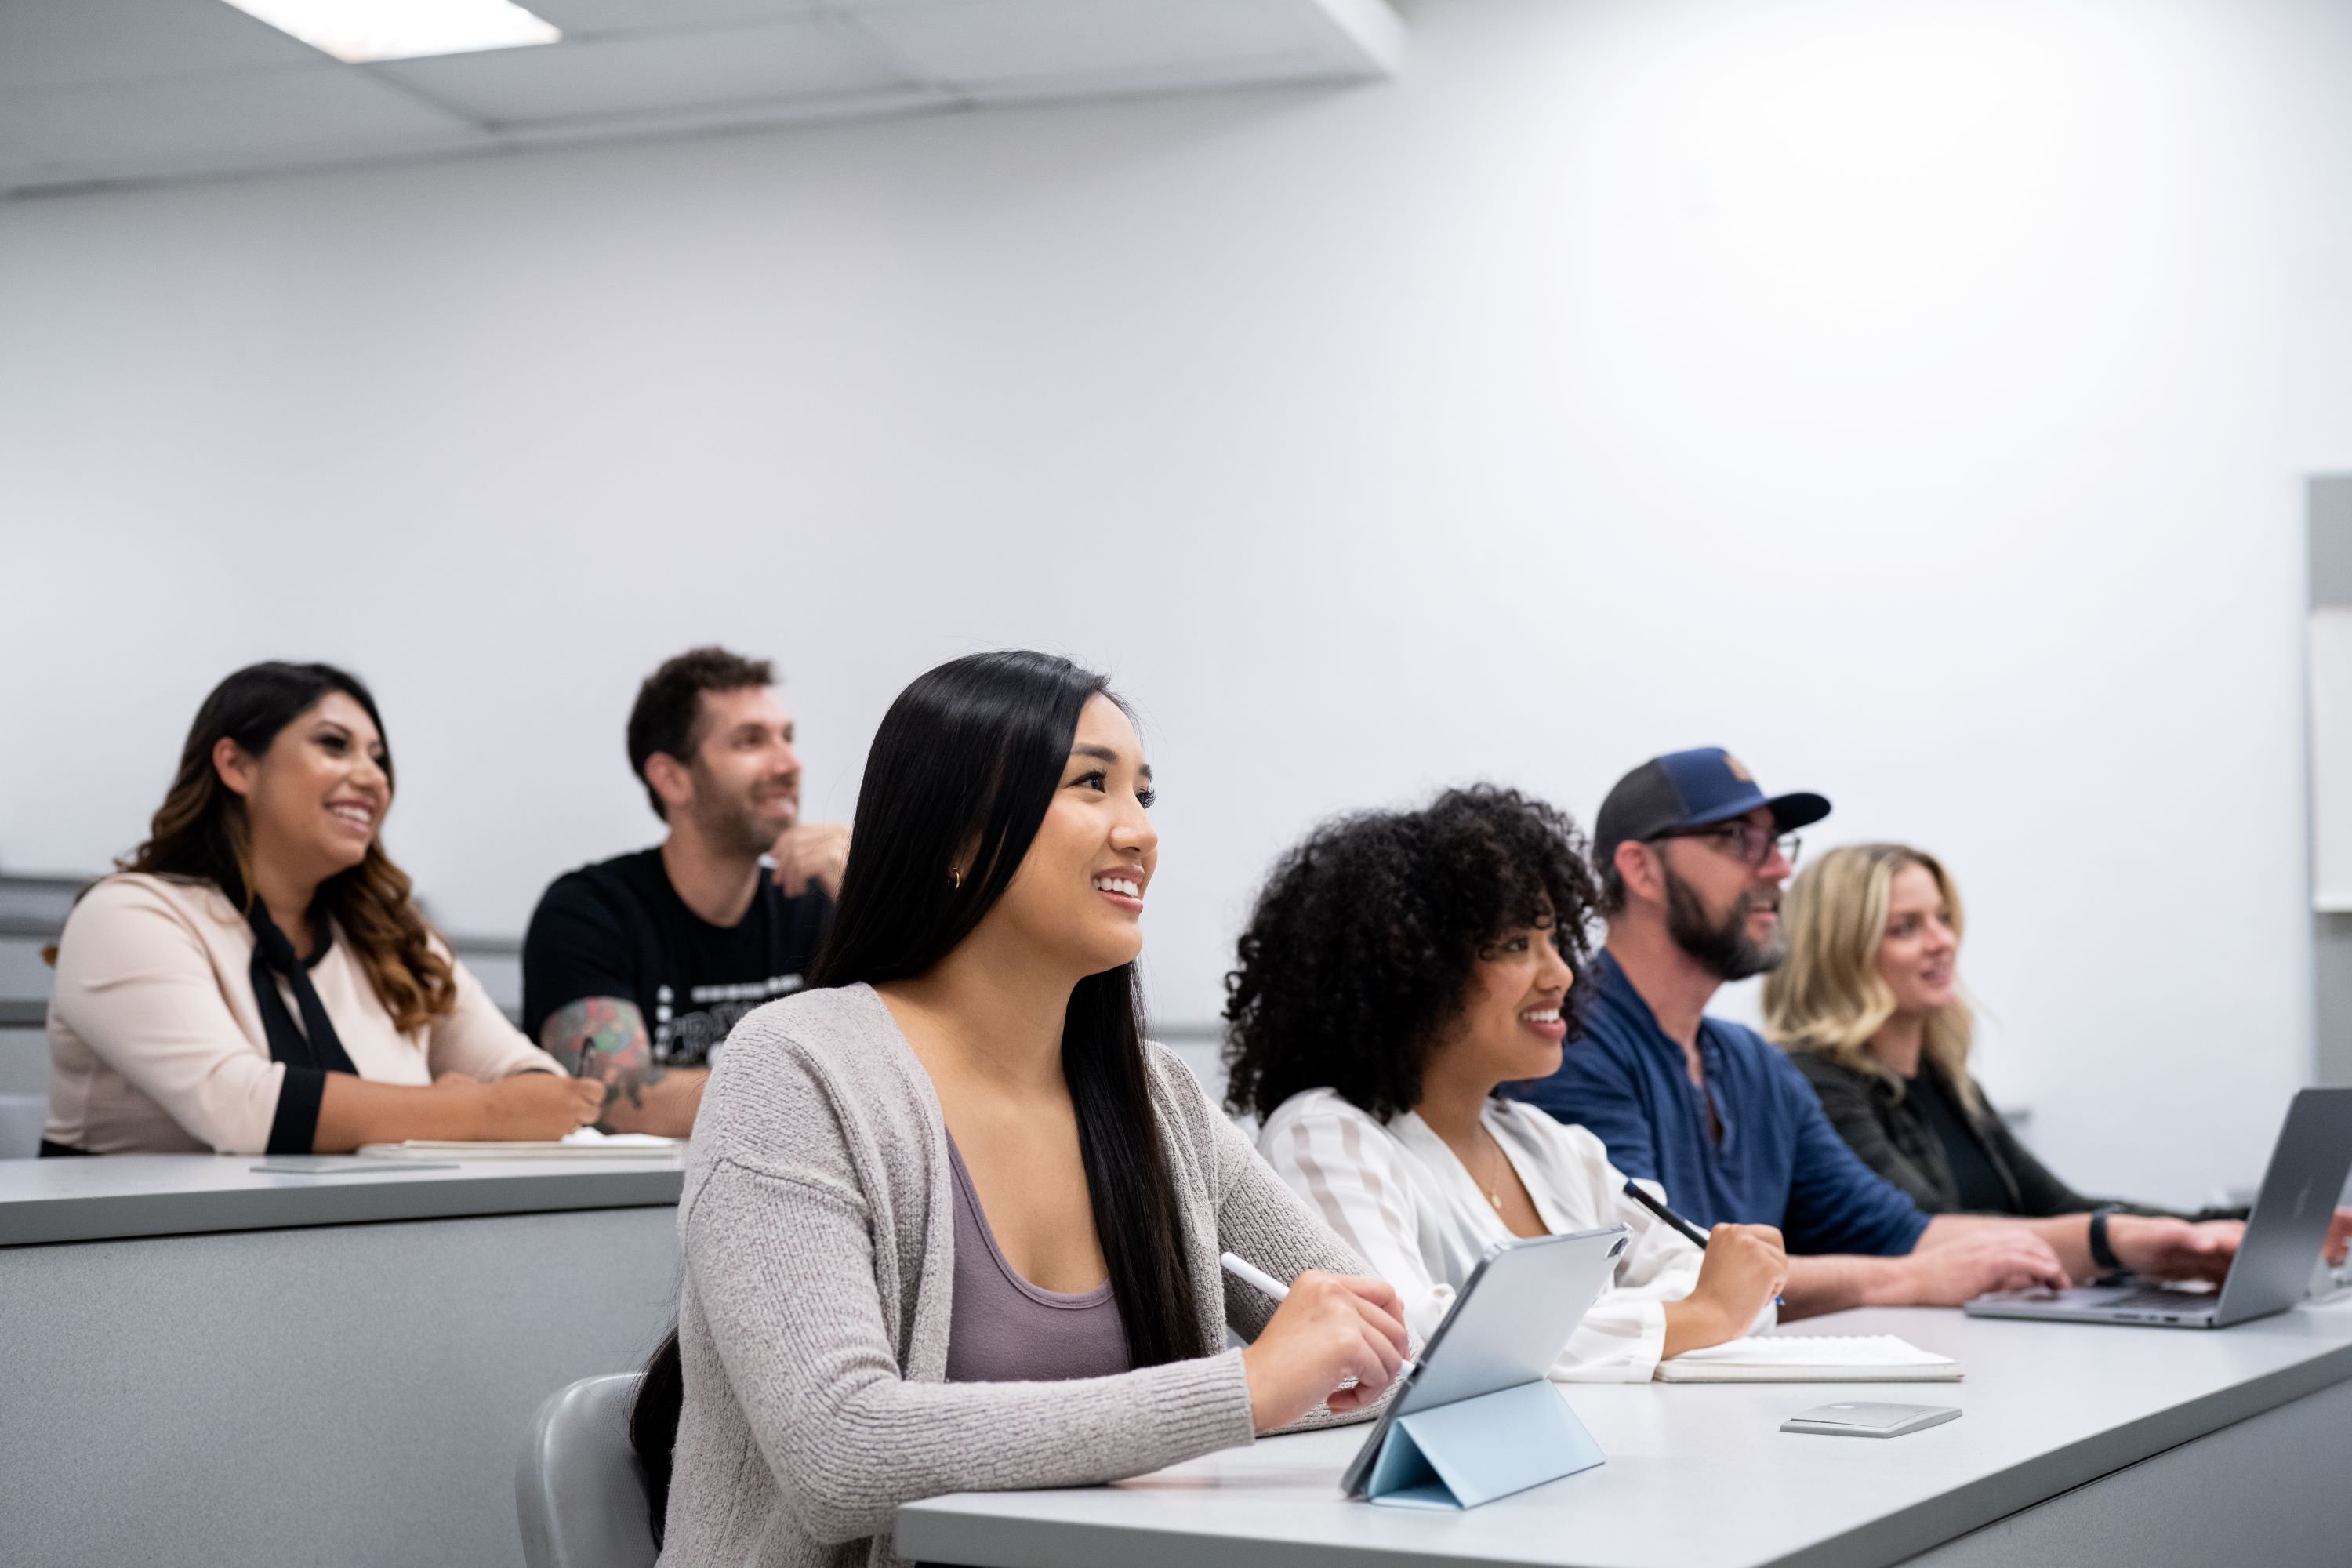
[1220,1250,1291,1301]
[1220,1251,1417,1379]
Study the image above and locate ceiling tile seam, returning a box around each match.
[507,6,967,50]
[822,5,977,109]
[487,90,968,148]
[960,49,1373,100]
[0,57,379,103]
[350,64,503,136]
[0,133,598,203]
[454,80,961,140]
[3,130,493,193]
[2,89,987,203]
[343,48,1362,146]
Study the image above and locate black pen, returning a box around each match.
[1623,1178,1784,1308]
[1621,1178,1711,1247]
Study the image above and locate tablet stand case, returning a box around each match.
[1362,1380,1605,1510]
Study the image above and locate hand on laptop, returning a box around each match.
[1901,1229,2071,1304]
[2327,1207,2352,1269]
[2109,1217,2243,1285]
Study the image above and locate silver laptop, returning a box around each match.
[1340,1225,1628,1497]
[1966,1087,2352,1329]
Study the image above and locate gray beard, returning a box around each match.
[1663,864,1783,983]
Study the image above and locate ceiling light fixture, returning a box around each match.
[222,0,561,64]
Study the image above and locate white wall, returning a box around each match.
[5,0,2350,1206]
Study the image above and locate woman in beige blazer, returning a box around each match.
[45,661,601,1156]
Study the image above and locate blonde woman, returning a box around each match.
[1764,844,2238,1225]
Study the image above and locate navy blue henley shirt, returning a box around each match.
[1512,950,1931,1258]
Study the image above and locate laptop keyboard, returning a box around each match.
[2103,1285,2213,1312]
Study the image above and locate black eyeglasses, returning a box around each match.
[1649,822,1801,869]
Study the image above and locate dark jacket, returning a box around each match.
[1787,1050,2242,1223]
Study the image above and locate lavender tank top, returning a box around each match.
[942,1132,1131,1383]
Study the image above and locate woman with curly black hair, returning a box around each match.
[1224,786,1788,1381]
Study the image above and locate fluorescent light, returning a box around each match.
[223,0,561,64]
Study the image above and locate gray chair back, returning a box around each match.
[516,1373,657,1568]
[0,1093,45,1159]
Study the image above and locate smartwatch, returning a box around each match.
[2088,1207,2123,1276]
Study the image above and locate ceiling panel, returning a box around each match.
[524,0,829,34]
[0,155,90,193]
[855,0,1334,85]
[0,0,324,90]
[0,65,481,165]
[367,16,906,125]
[0,0,1402,198]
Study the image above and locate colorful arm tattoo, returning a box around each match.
[539,997,661,1112]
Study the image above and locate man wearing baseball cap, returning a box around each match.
[1513,749,2234,1314]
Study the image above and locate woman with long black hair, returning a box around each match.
[637,650,1406,1566]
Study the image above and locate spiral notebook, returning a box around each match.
[354,1129,681,1160]
[1654,1334,1962,1383]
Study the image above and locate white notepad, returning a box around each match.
[1654,1334,1962,1383]
[355,1129,682,1160]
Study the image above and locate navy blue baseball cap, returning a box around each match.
[1594,748,1831,862]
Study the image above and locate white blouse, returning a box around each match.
[1258,1087,1772,1382]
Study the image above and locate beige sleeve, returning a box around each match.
[49,880,286,1154]
[423,949,568,1080]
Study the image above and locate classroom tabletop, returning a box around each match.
[895,1297,2352,1568]
[0,1149,683,1247]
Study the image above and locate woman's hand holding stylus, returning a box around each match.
[1239,1271,1409,1431]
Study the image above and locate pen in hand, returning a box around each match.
[1621,1178,1784,1309]
[1621,1178,1711,1247]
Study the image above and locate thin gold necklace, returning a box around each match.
[1467,1126,1510,1211]
[1433,1107,1513,1211]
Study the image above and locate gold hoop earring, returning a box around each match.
[949,866,964,890]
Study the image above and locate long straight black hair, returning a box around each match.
[630,650,1205,1523]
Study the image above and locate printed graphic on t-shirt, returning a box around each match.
[652,973,807,1065]
[521,847,833,1074]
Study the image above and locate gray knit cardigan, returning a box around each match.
[658,982,1376,1567]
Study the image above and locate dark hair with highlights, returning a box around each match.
[1221,785,1602,1123]
[626,646,777,822]
[123,662,456,1032]
[630,650,1203,1528]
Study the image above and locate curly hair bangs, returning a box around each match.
[1221,784,1602,1123]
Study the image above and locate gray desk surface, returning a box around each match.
[0,1151,683,1247]
[895,1299,2352,1568]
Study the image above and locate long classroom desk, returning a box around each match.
[897,1297,2352,1568]
[0,1152,682,1568]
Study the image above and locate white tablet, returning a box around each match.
[1340,1225,1631,1498]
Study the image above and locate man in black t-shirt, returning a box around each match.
[522,648,847,1136]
